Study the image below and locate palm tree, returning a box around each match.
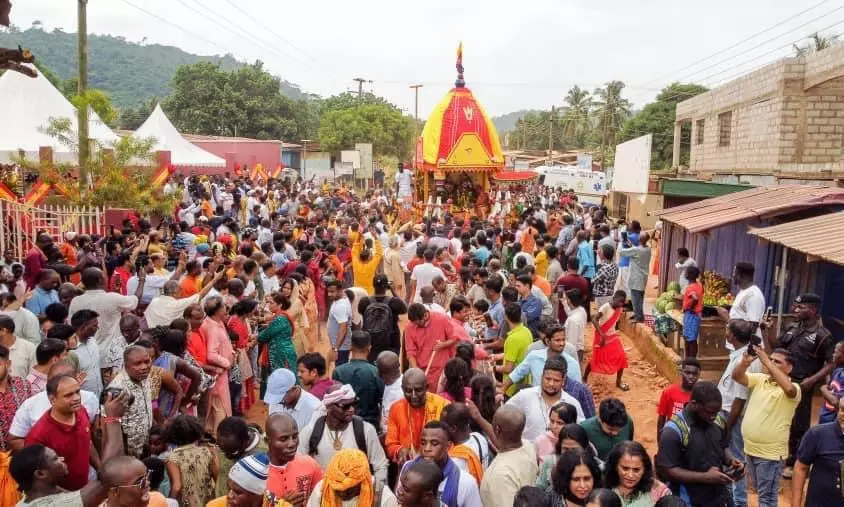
[794,32,839,57]
[559,85,592,148]
[592,80,632,149]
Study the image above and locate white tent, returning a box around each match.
[133,104,225,168]
[0,66,119,163]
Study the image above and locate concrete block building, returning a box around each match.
[673,44,844,185]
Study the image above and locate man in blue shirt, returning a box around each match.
[576,231,596,281]
[792,397,844,507]
[514,274,542,340]
[25,269,60,318]
[500,324,581,393]
[618,220,641,292]
[483,277,506,344]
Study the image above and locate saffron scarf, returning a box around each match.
[448,444,483,485]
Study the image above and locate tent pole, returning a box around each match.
[776,247,788,340]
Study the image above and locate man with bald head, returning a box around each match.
[107,345,155,457]
[385,368,450,466]
[377,350,403,431]
[479,406,538,507]
[145,267,223,328]
[264,413,323,506]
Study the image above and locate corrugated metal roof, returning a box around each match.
[653,184,844,233]
[748,211,844,266]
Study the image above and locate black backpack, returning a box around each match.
[363,298,394,350]
[308,415,368,457]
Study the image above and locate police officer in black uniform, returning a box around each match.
[769,293,834,479]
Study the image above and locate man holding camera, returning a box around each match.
[732,344,800,507]
[767,293,834,480]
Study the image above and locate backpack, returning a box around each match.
[662,410,728,503]
[308,415,368,457]
[363,298,394,350]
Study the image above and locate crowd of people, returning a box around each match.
[0,170,838,507]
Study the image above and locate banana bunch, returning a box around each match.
[702,270,730,303]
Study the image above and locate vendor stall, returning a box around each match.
[415,43,504,218]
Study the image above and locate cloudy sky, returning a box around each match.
[7,0,841,117]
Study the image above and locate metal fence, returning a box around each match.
[0,201,103,260]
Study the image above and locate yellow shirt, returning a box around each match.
[206,497,227,506]
[351,236,383,295]
[534,250,549,278]
[741,372,801,460]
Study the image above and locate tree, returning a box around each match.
[618,82,708,170]
[162,61,317,140]
[317,93,415,159]
[559,85,593,148]
[592,80,632,150]
[117,97,157,131]
[794,32,839,57]
[505,111,563,151]
[14,118,176,214]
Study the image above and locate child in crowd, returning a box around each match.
[471,299,490,340]
[144,457,178,507]
[680,266,703,358]
[819,341,844,423]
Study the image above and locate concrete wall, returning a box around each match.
[676,44,844,179]
[190,140,281,172]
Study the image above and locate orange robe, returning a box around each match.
[385,394,450,461]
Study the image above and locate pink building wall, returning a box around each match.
[189,140,282,174]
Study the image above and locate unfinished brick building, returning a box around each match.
[673,45,844,186]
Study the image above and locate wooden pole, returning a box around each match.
[77,0,90,178]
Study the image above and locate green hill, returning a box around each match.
[491,109,543,133]
[0,26,310,107]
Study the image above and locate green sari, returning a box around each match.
[257,312,298,397]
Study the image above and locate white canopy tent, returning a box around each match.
[133,104,225,169]
[0,66,120,163]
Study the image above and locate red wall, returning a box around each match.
[190,141,282,174]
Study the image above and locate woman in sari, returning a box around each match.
[200,296,233,434]
[257,292,298,398]
[297,266,320,353]
[280,277,309,357]
[227,299,259,415]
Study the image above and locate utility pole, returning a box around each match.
[353,78,371,99]
[410,84,423,166]
[548,105,555,165]
[77,0,89,177]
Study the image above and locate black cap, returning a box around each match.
[373,274,390,289]
[795,293,821,305]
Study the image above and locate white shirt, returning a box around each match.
[2,309,41,346]
[397,171,413,197]
[178,203,201,226]
[506,386,584,442]
[399,239,419,271]
[381,375,403,431]
[9,390,100,439]
[458,432,491,469]
[564,305,588,352]
[75,337,102,397]
[399,462,483,507]
[410,263,445,303]
[675,257,697,291]
[69,290,139,369]
[298,418,389,484]
[7,337,35,379]
[423,302,447,314]
[126,274,169,305]
[268,389,321,431]
[262,273,280,295]
[144,294,200,329]
[718,345,762,413]
[730,285,766,338]
[347,287,370,327]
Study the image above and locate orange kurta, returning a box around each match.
[385,394,450,461]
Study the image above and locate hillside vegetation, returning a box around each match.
[0,26,309,107]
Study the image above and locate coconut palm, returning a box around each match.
[559,85,592,148]
[592,80,632,149]
[794,32,839,57]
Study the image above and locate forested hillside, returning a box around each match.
[0,26,309,106]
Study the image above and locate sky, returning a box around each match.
[5,0,842,118]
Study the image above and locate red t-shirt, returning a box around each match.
[265,455,323,504]
[26,408,91,491]
[683,281,703,315]
[187,329,208,365]
[657,384,692,419]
